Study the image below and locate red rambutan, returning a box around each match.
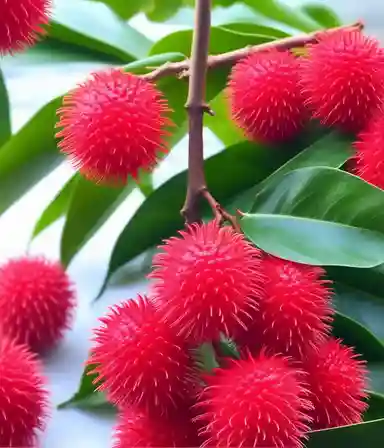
[237,255,333,359]
[0,256,76,353]
[89,295,197,415]
[0,336,49,447]
[0,0,51,55]
[227,49,307,143]
[303,339,368,430]
[354,113,384,189]
[113,407,201,447]
[150,220,264,343]
[300,29,384,133]
[56,69,172,185]
[197,352,312,447]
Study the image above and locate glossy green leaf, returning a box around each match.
[0,68,11,146]
[31,175,78,240]
[301,3,342,28]
[242,167,384,266]
[0,97,64,216]
[227,130,353,213]
[146,0,183,22]
[90,0,152,20]
[364,392,384,421]
[58,364,114,411]
[243,0,318,32]
[307,418,384,447]
[96,140,296,299]
[50,0,152,62]
[60,177,135,267]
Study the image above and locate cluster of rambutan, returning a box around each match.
[0,257,76,446]
[89,221,368,447]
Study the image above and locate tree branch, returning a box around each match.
[142,21,363,82]
[181,0,212,224]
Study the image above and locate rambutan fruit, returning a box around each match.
[0,336,49,447]
[56,69,172,185]
[89,295,197,415]
[196,351,312,447]
[0,256,76,353]
[354,113,384,189]
[0,0,51,55]
[300,29,384,133]
[303,338,368,430]
[113,407,201,447]
[150,220,264,343]
[237,254,334,360]
[227,49,307,143]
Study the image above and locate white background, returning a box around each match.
[0,2,382,446]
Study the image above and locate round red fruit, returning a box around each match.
[89,295,197,415]
[0,337,49,447]
[56,70,172,185]
[354,113,384,189]
[303,339,368,430]
[0,256,76,353]
[113,407,201,447]
[197,352,311,447]
[0,0,51,55]
[301,29,384,133]
[238,254,333,359]
[228,49,307,143]
[150,220,263,343]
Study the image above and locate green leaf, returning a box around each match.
[60,177,135,267]
[219,23,290,38]
[58,364,114,411]
[0,68,11,146]
[307,418,384,447]
[242,166,384,267]
[90,0,152,20]
[146,0,183,22]
[96,140,296,299]
[0,97,64,216]
[243,0,318,32]
[31,175,78,240]
[50,0,152,62]
[301,3,342,28]
[227,130,353,213]
[365,392,384,421]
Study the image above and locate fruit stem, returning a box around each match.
[143,21,364,82]
[181,0,212,224]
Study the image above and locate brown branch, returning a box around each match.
[180,0,212,224]
[142,21,363,82]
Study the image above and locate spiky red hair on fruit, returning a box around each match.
[89,295,197,415]
[303,339,368,430]
[227,49,306,143]
[150,220,264,343]
[0,0,51,55]
[300,29,384,133]
[0,256,76,353]
[354,113,384,189]
[237,254,333,359]
[113,407,201,448]
[0,336,49,447]
[196,351,312,447]
[56,70,172,185]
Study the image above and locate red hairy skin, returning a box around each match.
[0,0,51,54]
[150,220,264,344]
[196,352,312,447]
[0,256,76,353]
[237,255,334,360]
[113,407,202,448]
[354,113,384,189]
[0,337,49,447]
[303,339,368,430]
[228,49,307,143]
[300,30,384,133]
[89,295,198,416]
[56,70,172,185]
